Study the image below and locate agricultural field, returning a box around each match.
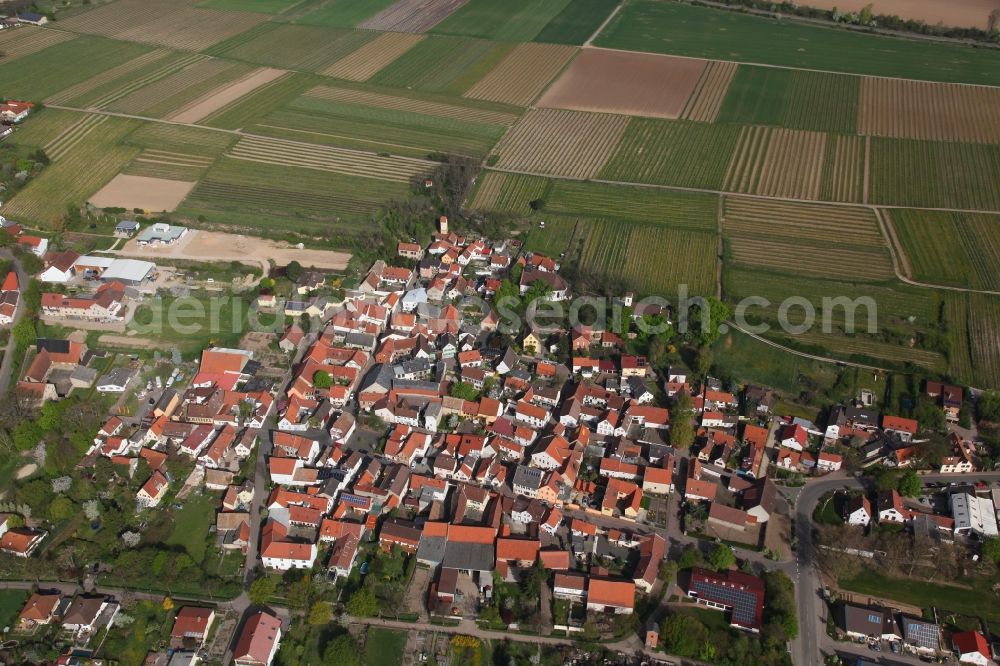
[579,220,718,297]
[490,108,629,179]
[717,66,859,134]
[359,0,470,33]
[225,134,433,182]
[464,42,577,106]
[201,72,321,130]
[4,115,141,226]
[206,23,375,73]
[594,0,1000,85]
[944,293,1000,388]
[869,137,1000,210]
[468,171,550,215]
[121,149,216,182]
[944,294,975,383]
[45,48,178,105]
[532,0,620,44]
[858,77,1000,144]
[367,35,515,95]
[1,108,87,148]
[723,126,828,200]
[58,0,269,51]
[123,123,237,157]
[0,35,152,100]
[544,180,719,231]
[721,196,895,282]
[887,209,1000,291]
[248,84,513,158]
[104,59,258,118]
[522,216,581,257]
[176,158,409,235]
[600,118,741,189]
[820,135,867,204]
[679,60,738,123]
[167,68,289,124]
[197,0,304,12]
[792,331,947,372]
[322,32,425,81]
[289,0,398,26]
[0,26,76,63]
[537,49,706,119]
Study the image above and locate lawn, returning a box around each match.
[594,0,1000,85]
[165,493,217,564]
[839,569,1000,624]
[812,493,843,525]
[364,627,407,666]
[0,589,29,629]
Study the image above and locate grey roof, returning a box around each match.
[102,259,155,283]
[512,465,543,490]
[442,541,494,572]
[97,367,135,387]
[344,331,376,349]
[900,615,940,649]
[416,535,446,565]
[359,364,393,394]
[115,219,139,231]
[70,366,98,384]
[392,379,439,392]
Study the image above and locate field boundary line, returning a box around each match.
[583,2,623,48]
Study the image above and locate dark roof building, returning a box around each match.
[685,568,765,631]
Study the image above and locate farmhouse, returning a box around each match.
[136,223,187,246]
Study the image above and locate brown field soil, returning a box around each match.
[322,32,425,81]
[799,0,1000,30]
[306,85,518,125]
[359,0,469,33]
[464,42,577,107]
[858,76,1000,144]
[537,48,706,119]
[167,68,288,124]
[118,229,351,270]
[491,108,629,179]
[89,174,197,212]
[0,26,76,62]
[680,60,739,123]
[58,0,268,51]
[725,126,826,200]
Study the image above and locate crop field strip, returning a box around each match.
[522,216,580,257]
[967,294,1000,386]
[122,149,217,182]
[202,72,322,130]
[204,23,375,73]
[468,172,550,215]
[0,35,153,101]
[4,117,142,226]
[69,53,209,109]
[321,32,425,81]
[537,49,706,120]
[721,197,895,282]
[580,220,718,297]
[530,0,620,44]
[45,49,174,105]
[858,77,1000,144]
[723,126,827,200]
[1,108,84,148]
[491,108,629,179]
[287,0,399,27]
[431,0,571,41]
[226,134,433,182]
[177,158,409,233]
[593,0,1000,86]
[44,114,111,162]
[259,87,511,158]
[304,85,518,126]
[359,0,471,33]
[869,137,1000,211]
[820,135,866,203]
[600,118,741,190]
[887,209,1000,291]
[716,66,859,135]
[123,123,236,157]
[366,35,515,95]
[791,331,947,372]
[544,180,719,231]
[0,26,76,62]
[464,42,577,107]
[680,60,739,123]
[944,294,975,383]
[103,58,253,117]
[166,68,290,124]
[57,0,269,51]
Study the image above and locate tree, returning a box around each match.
[670,392,695,449]
[978,390,1000,422]
[346,585,378,617]
[677,544,702,570]
[448,382,479,401]
[162,597,174,611]
[308,601,332,625]
[897,469,921,497]
[763,570,798,640]
[858,2,874,24]
[249,576,277,605]
[285,260,304,282]
[324,635,360,666]
[660,614,710,658]
[313,371,332,389]
[47,496,75,521]
[707,544,736,571]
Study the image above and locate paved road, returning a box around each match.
[0,253,28,395]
